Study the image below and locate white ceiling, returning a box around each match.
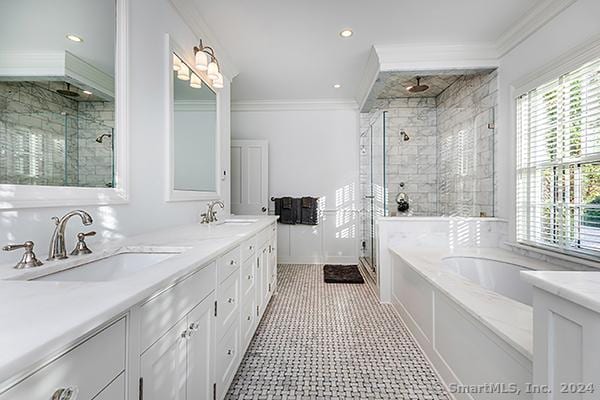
[190,0,545,102]
[0,0,115,76]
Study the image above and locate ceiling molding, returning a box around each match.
[169,0,239,80]
[496,0,578,58]
[231,99,359,112]
[355,47,381,113]
[374,43,499,72]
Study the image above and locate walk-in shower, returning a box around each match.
[359,69,498,275]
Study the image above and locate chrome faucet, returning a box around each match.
[48,210,93,260]
[201,200,225,224]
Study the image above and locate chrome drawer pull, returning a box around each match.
[247,274,252,280]
[228,297,235,304]
[247,315,251,321]
[52,387,79,400]
[230,260,236,266]
[189,322,200,331]
[227,349,233,356]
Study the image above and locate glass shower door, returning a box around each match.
[361,111,387,274]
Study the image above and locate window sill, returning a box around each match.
[504,241,600,270]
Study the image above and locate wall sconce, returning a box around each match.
[194,39,223,90]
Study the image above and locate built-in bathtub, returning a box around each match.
[390,249,541,400]
[441,256,533,306]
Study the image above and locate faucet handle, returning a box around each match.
[2,241,44,269]
[70,231,95,256]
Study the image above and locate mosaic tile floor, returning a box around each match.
[226,264,451,400]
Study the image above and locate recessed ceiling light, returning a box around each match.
[66,34,83,43]
[333,84,341,89]
[339,29,353,38]
[83,90,92,95]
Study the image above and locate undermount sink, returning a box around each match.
[220,218,258,225]
[33,252,179,282]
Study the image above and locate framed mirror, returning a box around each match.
[0,0,128,209]
[167,36,219,202]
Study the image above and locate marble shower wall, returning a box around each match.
[0,81,114,187]
[436,71,497,217]
[78,102,115,188]
[359,69,497,221]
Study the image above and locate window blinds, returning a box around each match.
[516,57,600,257]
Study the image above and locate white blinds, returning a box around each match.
[516,57,600,257]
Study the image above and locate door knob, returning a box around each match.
[262,207,267,212]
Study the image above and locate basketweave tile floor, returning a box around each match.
[225,264,450,400]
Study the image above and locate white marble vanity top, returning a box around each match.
[0,216,277,388]
[521,271,600,315]
[388,246,576,361]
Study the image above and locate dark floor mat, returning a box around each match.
[323,264,364,284]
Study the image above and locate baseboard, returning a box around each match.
[277,257,359,265]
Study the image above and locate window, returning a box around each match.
[516,57,600,257]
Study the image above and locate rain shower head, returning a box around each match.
[56,83,79,97]
[406,77,429,94]
[95,133,112,143]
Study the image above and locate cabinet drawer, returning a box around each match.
[217,270,240,339]
[217,246,241,283]
[216,323,240,399]
[241,236,256,262]
[241,256,255,301]
[94,372,125,400]
[0,318,126,400]
[140,262,216,351]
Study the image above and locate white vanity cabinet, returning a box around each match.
[0,318,126,400]
[140,293,216,400]
[0,221,278,400]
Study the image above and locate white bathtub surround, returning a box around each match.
[390,247,534,400]
[521,272,600,398]
[0,216,276,392]
[376,216,508,302]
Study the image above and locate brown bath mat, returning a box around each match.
[323,264,365,284]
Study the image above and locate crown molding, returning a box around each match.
[169,0,239,80]
[496,0,578,58]
[232,99,359,112]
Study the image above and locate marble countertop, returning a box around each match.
[0,216,278,389]
[388,246,567,361]
[521,271,600,314]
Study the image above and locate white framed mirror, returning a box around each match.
[0,0,129,209]
[166,35,220,202]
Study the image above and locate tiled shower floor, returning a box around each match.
[225,264,450,400]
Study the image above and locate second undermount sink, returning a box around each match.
[33,252,180,282]
[220,218,259,225]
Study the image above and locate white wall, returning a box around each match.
[496,0,600,241]
[0,0,232,265]
[231,105,360,264]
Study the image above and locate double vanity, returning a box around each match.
[0,216,278,400]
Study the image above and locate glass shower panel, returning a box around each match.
[437,105,495,217]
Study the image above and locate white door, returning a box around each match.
[231,140,269,215]
[187,295,215,400]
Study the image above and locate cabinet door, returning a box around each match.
[140,319,188,400]
[255,252,264,319]
[257,245,269,318]
[268,239,277,295]
[187,294,216,400]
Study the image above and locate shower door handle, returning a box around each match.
[364,195,374,199]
